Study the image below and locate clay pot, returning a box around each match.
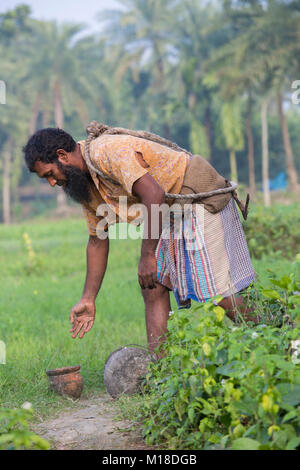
[46,365,83,399]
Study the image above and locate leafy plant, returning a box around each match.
[22,232,43,275]
[244,204,300,260]
[142,258,300,450]
[0,405,50,450]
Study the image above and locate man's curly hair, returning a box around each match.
[23,128,77,172]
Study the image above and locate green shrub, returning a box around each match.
[243,203,300,259]
[0,405,50,450]
[142,259,300,450]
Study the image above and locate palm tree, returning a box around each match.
[0,5,32,223]
[277,91,300,194]
[218,0,300,199]
[0,84,30,223]
[99,0,178,138]
[22,21,97,208]
[202,4,259,194]
[203,41,256,191]
[220,100,244,183]
[269,4,300,194]
[172,0,234,160]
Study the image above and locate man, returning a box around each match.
[23,125,256,353]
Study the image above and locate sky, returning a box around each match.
[0,0,121,32]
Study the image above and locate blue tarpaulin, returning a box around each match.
[262,172,287,191]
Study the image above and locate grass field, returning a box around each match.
[0,215,295,418]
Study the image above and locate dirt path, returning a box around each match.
[34,394,153,450]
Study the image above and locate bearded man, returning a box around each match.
[23,124,256,353]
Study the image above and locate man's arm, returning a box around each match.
[70,235,109,339]
[132,173,165,290]
[82,235,109,300]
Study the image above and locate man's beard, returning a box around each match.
[56,160,93,204]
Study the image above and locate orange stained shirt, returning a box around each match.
[78,134,189,236]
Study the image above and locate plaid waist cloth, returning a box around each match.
[155,198,256,308]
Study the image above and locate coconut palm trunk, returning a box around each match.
[204,105,212,161]
[246,93,256,197]
[153,39,171,140]
[42,107,50,128]
[261,96,271,207]
[277,91,300,194]
[229,149,238,183]
[54,79,68,210]
[54,80,64,130]
[29,92,41,135]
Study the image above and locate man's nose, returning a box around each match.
[47,177,57,187]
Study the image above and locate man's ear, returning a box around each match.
[56,149,69,163]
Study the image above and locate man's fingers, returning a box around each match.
[85,320,94,333]
[70,309,81,324]
[78,320,94,339]
[71,319,94,339]
[145,276,153,289]
[146,273,153,289]
[71,320,85,339]
[138,274,145,290]
[150,273,157,289]
[146,272,157,289]
[139,272,158,289]
[70,321,77,332]
[143,275,149,289]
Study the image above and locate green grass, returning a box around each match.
[0,218,150,416]
[0,216,295,418]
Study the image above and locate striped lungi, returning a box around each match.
[155,198,256,308]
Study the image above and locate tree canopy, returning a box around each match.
[0,0,299,222]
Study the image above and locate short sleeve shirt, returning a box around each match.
[79,134,189,236]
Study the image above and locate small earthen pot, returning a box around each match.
[46,365,83,399]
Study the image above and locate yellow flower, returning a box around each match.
[233,423,245,438]
[23,233,36,261]
[202,343,211,356]
[204,377,216,388]
[261,394,273,412]
[33,290,38,295]
[268,425,280,436]
[232,389,242,401]
[272,404,279,414]
[213,306,225,322]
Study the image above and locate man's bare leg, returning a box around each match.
[142,283,171,354]
[142,288,258,356]
[219,294,259,324]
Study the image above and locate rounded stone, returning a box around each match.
[104,346,156,398]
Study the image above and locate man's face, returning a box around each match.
[34,159,92,204]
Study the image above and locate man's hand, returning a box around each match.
[138,252,158,289]
[69,298,95,339]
